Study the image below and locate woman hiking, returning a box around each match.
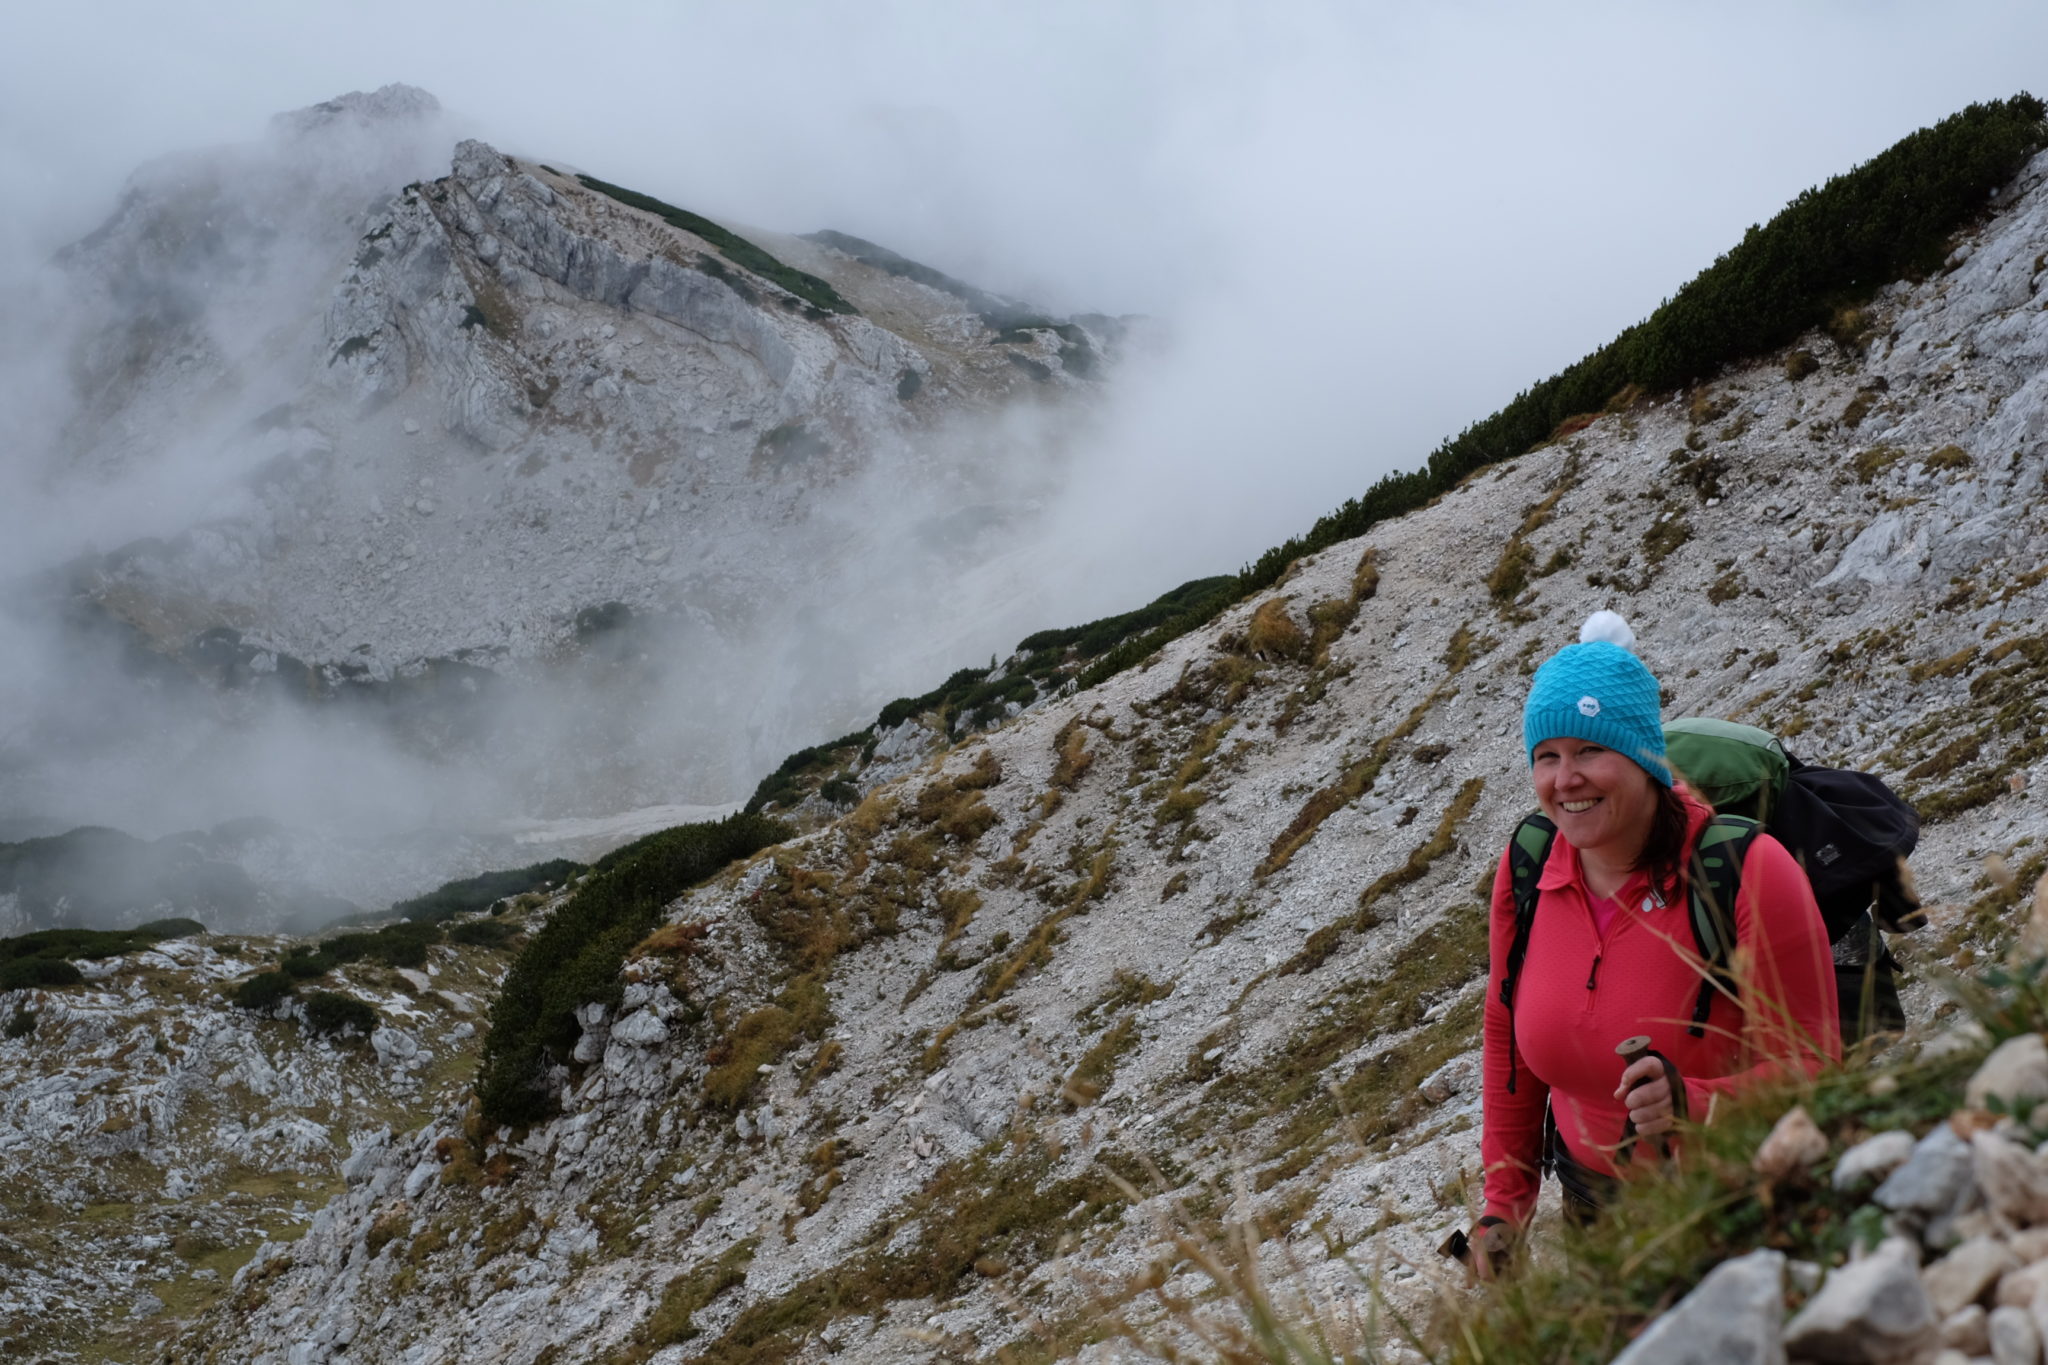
[1465,614,1840,1275]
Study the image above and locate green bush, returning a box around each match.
[230,971,295,1012]
[743,732,872,814]
[135,917,205,938]
[302,992,379,1038]
[0,920,202,966]
[280,950,334,979]
[478,812,790,1126]
[577,173,857,316]
[447,918,517,948]
[329,859,578,931]
[0,958,83,990]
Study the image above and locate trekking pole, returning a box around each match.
[1614,1035,1673,1162]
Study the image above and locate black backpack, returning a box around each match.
[1664,719,1923,939]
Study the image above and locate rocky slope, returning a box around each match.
[0,908,536,1361]
[55,144,2039,1365]
[8,85,1125,868]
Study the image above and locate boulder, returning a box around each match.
[1609,1249,1786,1365]
[1783,1237,1937,1364]
[608,1010,668,1047]
[1970,1036,2048,1113]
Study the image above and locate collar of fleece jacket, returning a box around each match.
[1478,785,1841,1226]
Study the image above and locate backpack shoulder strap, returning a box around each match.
[1498,812,1557,1094]
[1684,813,1762,1037]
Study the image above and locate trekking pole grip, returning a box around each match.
[1614,1035,1680,1160]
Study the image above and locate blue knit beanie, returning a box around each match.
[1522,612,1671,787]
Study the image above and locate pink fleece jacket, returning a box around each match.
[1480,788,1841,1226]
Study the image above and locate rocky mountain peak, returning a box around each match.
[269,83,444,139]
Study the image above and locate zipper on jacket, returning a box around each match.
[1586,954,1602,992]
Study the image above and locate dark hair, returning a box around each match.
[1634,783,1690,901]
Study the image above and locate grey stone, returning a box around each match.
[1990,1305,2040,1365]
[1419,1055,1476,1103]
[340,1128,391,1185]
[1943,1303,1989,1356]
[369,1027,417,1068]
[1839,1131,1921,1191]
[1927,1236,2021,1318]
[1969,1036,2048,1112]
[1976,1131,2048,1227]
[608,1010,668,1047]
[1874,1124,1977,1221]
[1784,1236,1938,1364]
[1609,1249,1785,1365]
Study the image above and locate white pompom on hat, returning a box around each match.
[1578,609,1636,650]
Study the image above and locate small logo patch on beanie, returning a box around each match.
[1577,695,1601,717]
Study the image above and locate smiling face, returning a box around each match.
[1531,736,1659,867]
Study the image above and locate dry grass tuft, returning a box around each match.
[1051,717,1095,791]
[1854,445,1907,483]
[1487,454,1580,607]
[1246,598,1309,662]
[1257,688,1449,879]
[1925,443,1974,473]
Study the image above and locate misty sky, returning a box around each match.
[5,0,2047,602]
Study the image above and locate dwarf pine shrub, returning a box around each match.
[478,812,789,1126]
[229,970,294,1012]
[302,991,378,1038]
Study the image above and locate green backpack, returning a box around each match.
[1663,718,1789,817]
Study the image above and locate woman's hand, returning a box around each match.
[1615,1055,1677,1137]
[1468,1219,1516,1282]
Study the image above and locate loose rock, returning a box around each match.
[1874,1124,1977,1225]
[1925,1235,2021,1318]
[1989,1304,2039,1365]
[1838,1131,1920,1192]
[1968,1035,2048,1112]
[1977,1131,2048,1228]
[1783,1237,1938,1365]
[1755,1105,1829,1180]
[1609,1248,1785,1365]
